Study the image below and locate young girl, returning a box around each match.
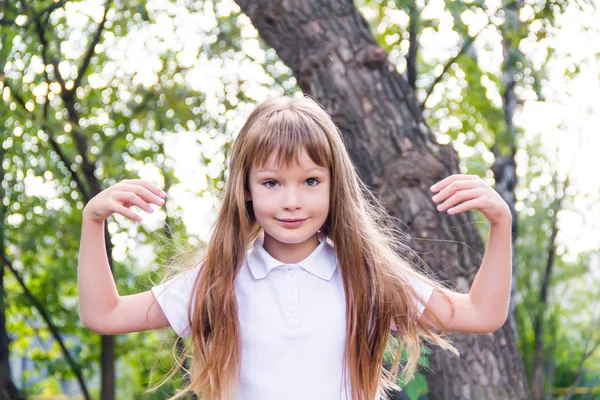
[78,96,513,400]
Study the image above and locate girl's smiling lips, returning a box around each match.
[276,218,308,228]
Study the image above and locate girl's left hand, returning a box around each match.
[430,174,512,225]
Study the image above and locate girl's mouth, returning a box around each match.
[276,218,307,228]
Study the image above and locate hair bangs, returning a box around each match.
[156,96,458,400]
[245,107,333,172]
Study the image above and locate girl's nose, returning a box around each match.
[282,188,301,210]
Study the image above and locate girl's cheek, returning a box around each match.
[255,196,277,212]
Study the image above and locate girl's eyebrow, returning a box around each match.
[256,167,326,173]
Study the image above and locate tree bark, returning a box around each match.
[235,0,530,398]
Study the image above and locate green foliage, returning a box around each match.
[514,136,600,395]
[3,0,597,398]
[2,0,299,397]
[382,336,431,400]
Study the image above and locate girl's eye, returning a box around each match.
[306,178,319,186]
[263,179,319,188]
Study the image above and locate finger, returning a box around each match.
[436,188,481,212]
[432,180,477,203]
[115,192,155,214]
[430,174,478,192]
[447,197,481,214]
[112,201,143,221]
[128,179,167,199]
[122,184,165,206]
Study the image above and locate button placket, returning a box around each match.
[287,265,300,327]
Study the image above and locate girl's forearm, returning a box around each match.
[77,215,120,331]
[468,219,513,329]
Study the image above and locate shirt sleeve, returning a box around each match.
[405,273,435,317]
[391,273,435,331]
[151,266,201,338]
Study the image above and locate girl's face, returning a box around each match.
[246,149,331,247]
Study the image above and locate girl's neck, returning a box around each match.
[262,231,321,264]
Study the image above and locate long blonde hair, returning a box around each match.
[154,96,457,400]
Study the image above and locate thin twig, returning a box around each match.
[420,24,489,110]
[3,254,92,400]
[73,0,111,91]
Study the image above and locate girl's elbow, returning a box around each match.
[482,313,508,334]
[81,316,97,333]
[80,314,107,335]
[468,312,508,334]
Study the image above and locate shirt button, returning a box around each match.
[290,306,297,313]
[290,288,296,294]
[289,271,295,278]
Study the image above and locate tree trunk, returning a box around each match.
[235,1,530,398]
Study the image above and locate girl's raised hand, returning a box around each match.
[82,179,167,223]
[430,174,512,225]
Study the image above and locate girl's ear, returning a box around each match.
[244,190,252,201]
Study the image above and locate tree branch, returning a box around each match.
[30,0,67,101]
[72,0,111,92]
[532,136,582,400]
[44,125,91,202]
[420,24,488,110]
[99,92,156,159]
[3,254,91,400]
[2,80,91,202]
[1,0,71,29]
[2,81,28,111]
[51,57,67,91]
[563,318,600,400]
[406,3,419,91]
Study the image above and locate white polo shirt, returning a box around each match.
[151,231,434,400]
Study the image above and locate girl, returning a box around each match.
[78,96,513,400]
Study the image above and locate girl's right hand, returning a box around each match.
[82,179,167,223]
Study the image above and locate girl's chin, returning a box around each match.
[265,229,322,243]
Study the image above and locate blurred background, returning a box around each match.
[1,0,599,399]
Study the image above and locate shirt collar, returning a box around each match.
[247,231,338,281]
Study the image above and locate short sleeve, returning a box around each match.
[391,273,435,331]
[405,273,435,317]
[151,266,200,338]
